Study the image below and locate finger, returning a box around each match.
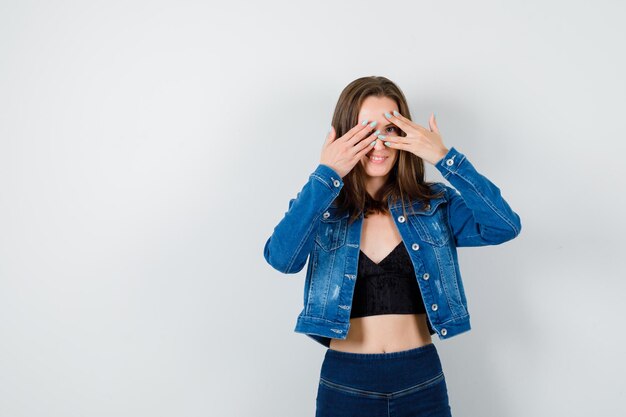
[376,133,410,145]
[386,111,428,134]
[323,125,336,147]
[326,121,362,147]
[382,140,410,152]
[429,112,440,134]
[340,119,374,143]
[354,135,378,159]
[350,129,379,156]
[345,120,379,144]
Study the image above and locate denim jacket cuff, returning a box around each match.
[311,164,344,194]
[434,146,466,179]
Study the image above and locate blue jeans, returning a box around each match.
[315,342,453,417]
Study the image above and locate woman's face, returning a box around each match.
[357,95,401,178]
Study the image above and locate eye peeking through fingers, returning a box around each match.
[384,125,405,135]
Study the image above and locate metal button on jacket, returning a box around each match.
[398,215,406,223]
[412,243,420,250]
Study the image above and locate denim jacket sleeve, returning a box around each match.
[434,146,522,247]
[263,163,344,274]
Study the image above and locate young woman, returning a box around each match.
[263,76,522,416]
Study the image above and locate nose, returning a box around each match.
[372,138,386,150]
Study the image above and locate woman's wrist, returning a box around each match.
[432,147,450,165]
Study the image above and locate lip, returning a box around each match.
[367,155,388,164]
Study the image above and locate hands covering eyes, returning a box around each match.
[320,111,449,178]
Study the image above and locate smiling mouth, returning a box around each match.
[367,155,388,163]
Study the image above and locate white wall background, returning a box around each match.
[1,1,625,416]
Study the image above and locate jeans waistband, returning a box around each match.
[325,341,436,360]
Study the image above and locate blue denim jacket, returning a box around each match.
[263,146,522,347]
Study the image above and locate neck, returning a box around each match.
[365,175,388,200]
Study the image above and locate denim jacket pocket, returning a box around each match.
[314,208,348,252]
[409,199,451,247]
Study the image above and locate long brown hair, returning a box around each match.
[330,76,445,225]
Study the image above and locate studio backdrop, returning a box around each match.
[1,1,624,416]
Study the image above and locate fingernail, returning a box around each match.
[384,112,392,119]
[377,135,386,139]
[384,141,391,146]
[374,129,380,135]
[393,110,400,117]
[369,121,378,127]
[361,120,368,126]
[370,140,376,146]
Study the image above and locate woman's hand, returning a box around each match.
[320,121,379,178]
[378,111,449,165]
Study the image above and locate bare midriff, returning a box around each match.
[328,313,433,354]
[329,208,433,354]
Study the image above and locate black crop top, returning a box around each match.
[350,241,427,319]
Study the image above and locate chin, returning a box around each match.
[361,158,394,177]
